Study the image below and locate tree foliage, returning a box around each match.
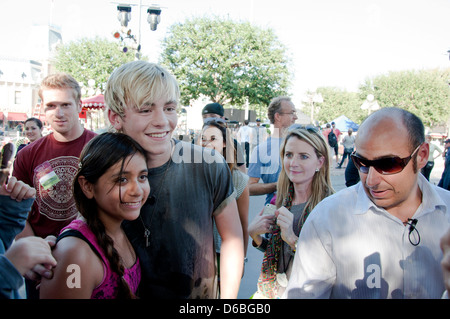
[314,68,450,128]
[313,87,365,125]
[52,37,136,95]
[160,16,291,107]
[358,68,450,127]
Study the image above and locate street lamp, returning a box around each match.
[147,6,162,31]
[360,94,380,115]
[303,92,323,124]
[117,5,132,27]
[114,3,163,58]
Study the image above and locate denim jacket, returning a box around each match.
[0,195,34,299]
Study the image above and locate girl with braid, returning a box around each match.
[249,125,334,298]
[40,133,150,299]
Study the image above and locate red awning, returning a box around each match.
[0,112,3,121]
[81,94,105,109]
[6,112,28,122]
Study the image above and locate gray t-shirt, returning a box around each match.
[123,140,235,299]
[214,169,249,253]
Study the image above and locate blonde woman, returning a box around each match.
[249,125,334,298]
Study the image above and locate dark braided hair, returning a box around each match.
[73,132,148,299]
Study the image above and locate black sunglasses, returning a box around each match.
[351,144,422,175]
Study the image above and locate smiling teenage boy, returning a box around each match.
[105,61,244,299]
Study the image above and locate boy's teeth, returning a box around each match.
[150,132,166,137]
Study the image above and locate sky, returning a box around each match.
[1,0,449,106]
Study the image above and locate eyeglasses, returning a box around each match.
[279,111,297,116]
[351,144,422,175]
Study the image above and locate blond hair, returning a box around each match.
[105,61,180,117]
[276,127,334,213]
[39,73,81,103]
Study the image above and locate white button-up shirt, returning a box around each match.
[284,174,450,299]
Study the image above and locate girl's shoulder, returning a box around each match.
[39,231,104,298]
[53,230,104,273]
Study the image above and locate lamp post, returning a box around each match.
[360,94,380,115]
[117,5,132,27]
[303,92,323,124]
[115,2,163,59]
[147,6,162,31]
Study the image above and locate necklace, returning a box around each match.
[140,139,174,248]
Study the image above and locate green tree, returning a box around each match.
[52,37,136,95]
[313,87,365,125]
[160,16,291,108]
[359,68,450,127]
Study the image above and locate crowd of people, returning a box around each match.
[1,60,450,300]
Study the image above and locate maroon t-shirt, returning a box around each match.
[13,129,96,238]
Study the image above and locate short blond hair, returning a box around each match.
[39,73,81,103]
[105,61,180,117]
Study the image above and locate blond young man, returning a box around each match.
[105,61,244,299]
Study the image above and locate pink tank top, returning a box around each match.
[60,219,141,299]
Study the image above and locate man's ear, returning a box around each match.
[78,176,94,199]
[108,109,123,131]
[417,142,429,170]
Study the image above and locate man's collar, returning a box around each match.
[353,174,447,217]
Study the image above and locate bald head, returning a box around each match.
[356,107,425,153]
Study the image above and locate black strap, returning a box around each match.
[57,229,104,261]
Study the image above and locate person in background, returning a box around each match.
[249,125,334,298]
[337,128,355,169]
[200,102,246,173]
[237,119,253,168]
[421,134,443,181]
[12,73,96,298]
[248,96,297,205]
[16,118,44,155]
[285,107,450,299]
[344,156,360,187]
[323,122,341,166]
[40,133,150,299]
[438,139,450,190]
[252,118,268,154]
[201,102,225,121]
[198,119,250,268]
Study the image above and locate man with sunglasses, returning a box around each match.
[285,107,450,299]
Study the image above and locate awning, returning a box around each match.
[0,112,3,121]
[6,112,28,122]
[81,94,105,109]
